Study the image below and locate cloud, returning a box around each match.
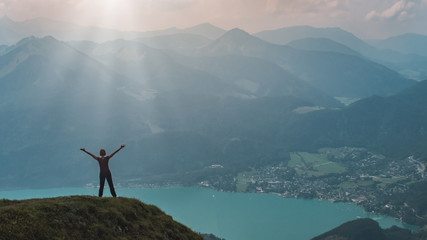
[365,0,417,21]
[268,0,349,13]
[382,0,406,18]
[0,0,426,38]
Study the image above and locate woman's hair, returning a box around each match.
[100,149,106,156]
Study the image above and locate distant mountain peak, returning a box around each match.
[372,32,427,57]
[0,15,15,24]
[228,27,249,34]
[254,25,373,53]
[182,22,226,40]
[190,22,218,29]
[210,27,267,49]
[15,35,58,46]
[219,28,253,40]
[8,35,86,61]
[15,36,37,45]
[200,27,275,57]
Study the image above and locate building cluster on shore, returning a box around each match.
[199,148,425,226]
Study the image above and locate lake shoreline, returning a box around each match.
[0,182,420,230]
[0,186,419,239]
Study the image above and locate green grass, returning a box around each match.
[306,170,324,177]
[0,196,204,240]
[289,152,347,176]
[236,169,257,192]
[315,162,347,175]
[372,176,407,184]
[357,180,374,187]
[288,153,304,168]
[339,181,357,189]
[373,176,409,189]
[236,172,250,192]
[298,152,326,164]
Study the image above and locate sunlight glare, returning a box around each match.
[91,0,138,32]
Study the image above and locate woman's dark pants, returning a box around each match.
[99,171,117,197]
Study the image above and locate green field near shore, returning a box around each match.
[289,152,347,176]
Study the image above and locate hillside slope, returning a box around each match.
[254,25,373,53]
[311,218,423,240]
[285,79,427,158]
[0,196,204,240]
[202,28,414,98]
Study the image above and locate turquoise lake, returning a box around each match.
[0,187,416,240]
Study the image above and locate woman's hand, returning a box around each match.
[121,145,126,148]
[80,148,86,151]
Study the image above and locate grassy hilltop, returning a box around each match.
[0,196,204,240]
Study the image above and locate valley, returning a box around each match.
[197,147,426,227]
[1,17,427,237]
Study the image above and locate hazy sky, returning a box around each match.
[0,0,426,39]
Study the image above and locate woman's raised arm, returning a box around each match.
[80,148,98,160]
[108,145,125,159]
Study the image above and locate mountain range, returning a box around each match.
[2,16,426,80]
[254,25,374,54]
[368,33,427,57]
[201,28,415,98]
[255,25,427,81]
[0,19,426,193]
[0,36,313,187]
[287,37,362,57]
[284,79,427,158]
[2,16,427,240]
[0,36,153,187]
[0,16,225,45]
